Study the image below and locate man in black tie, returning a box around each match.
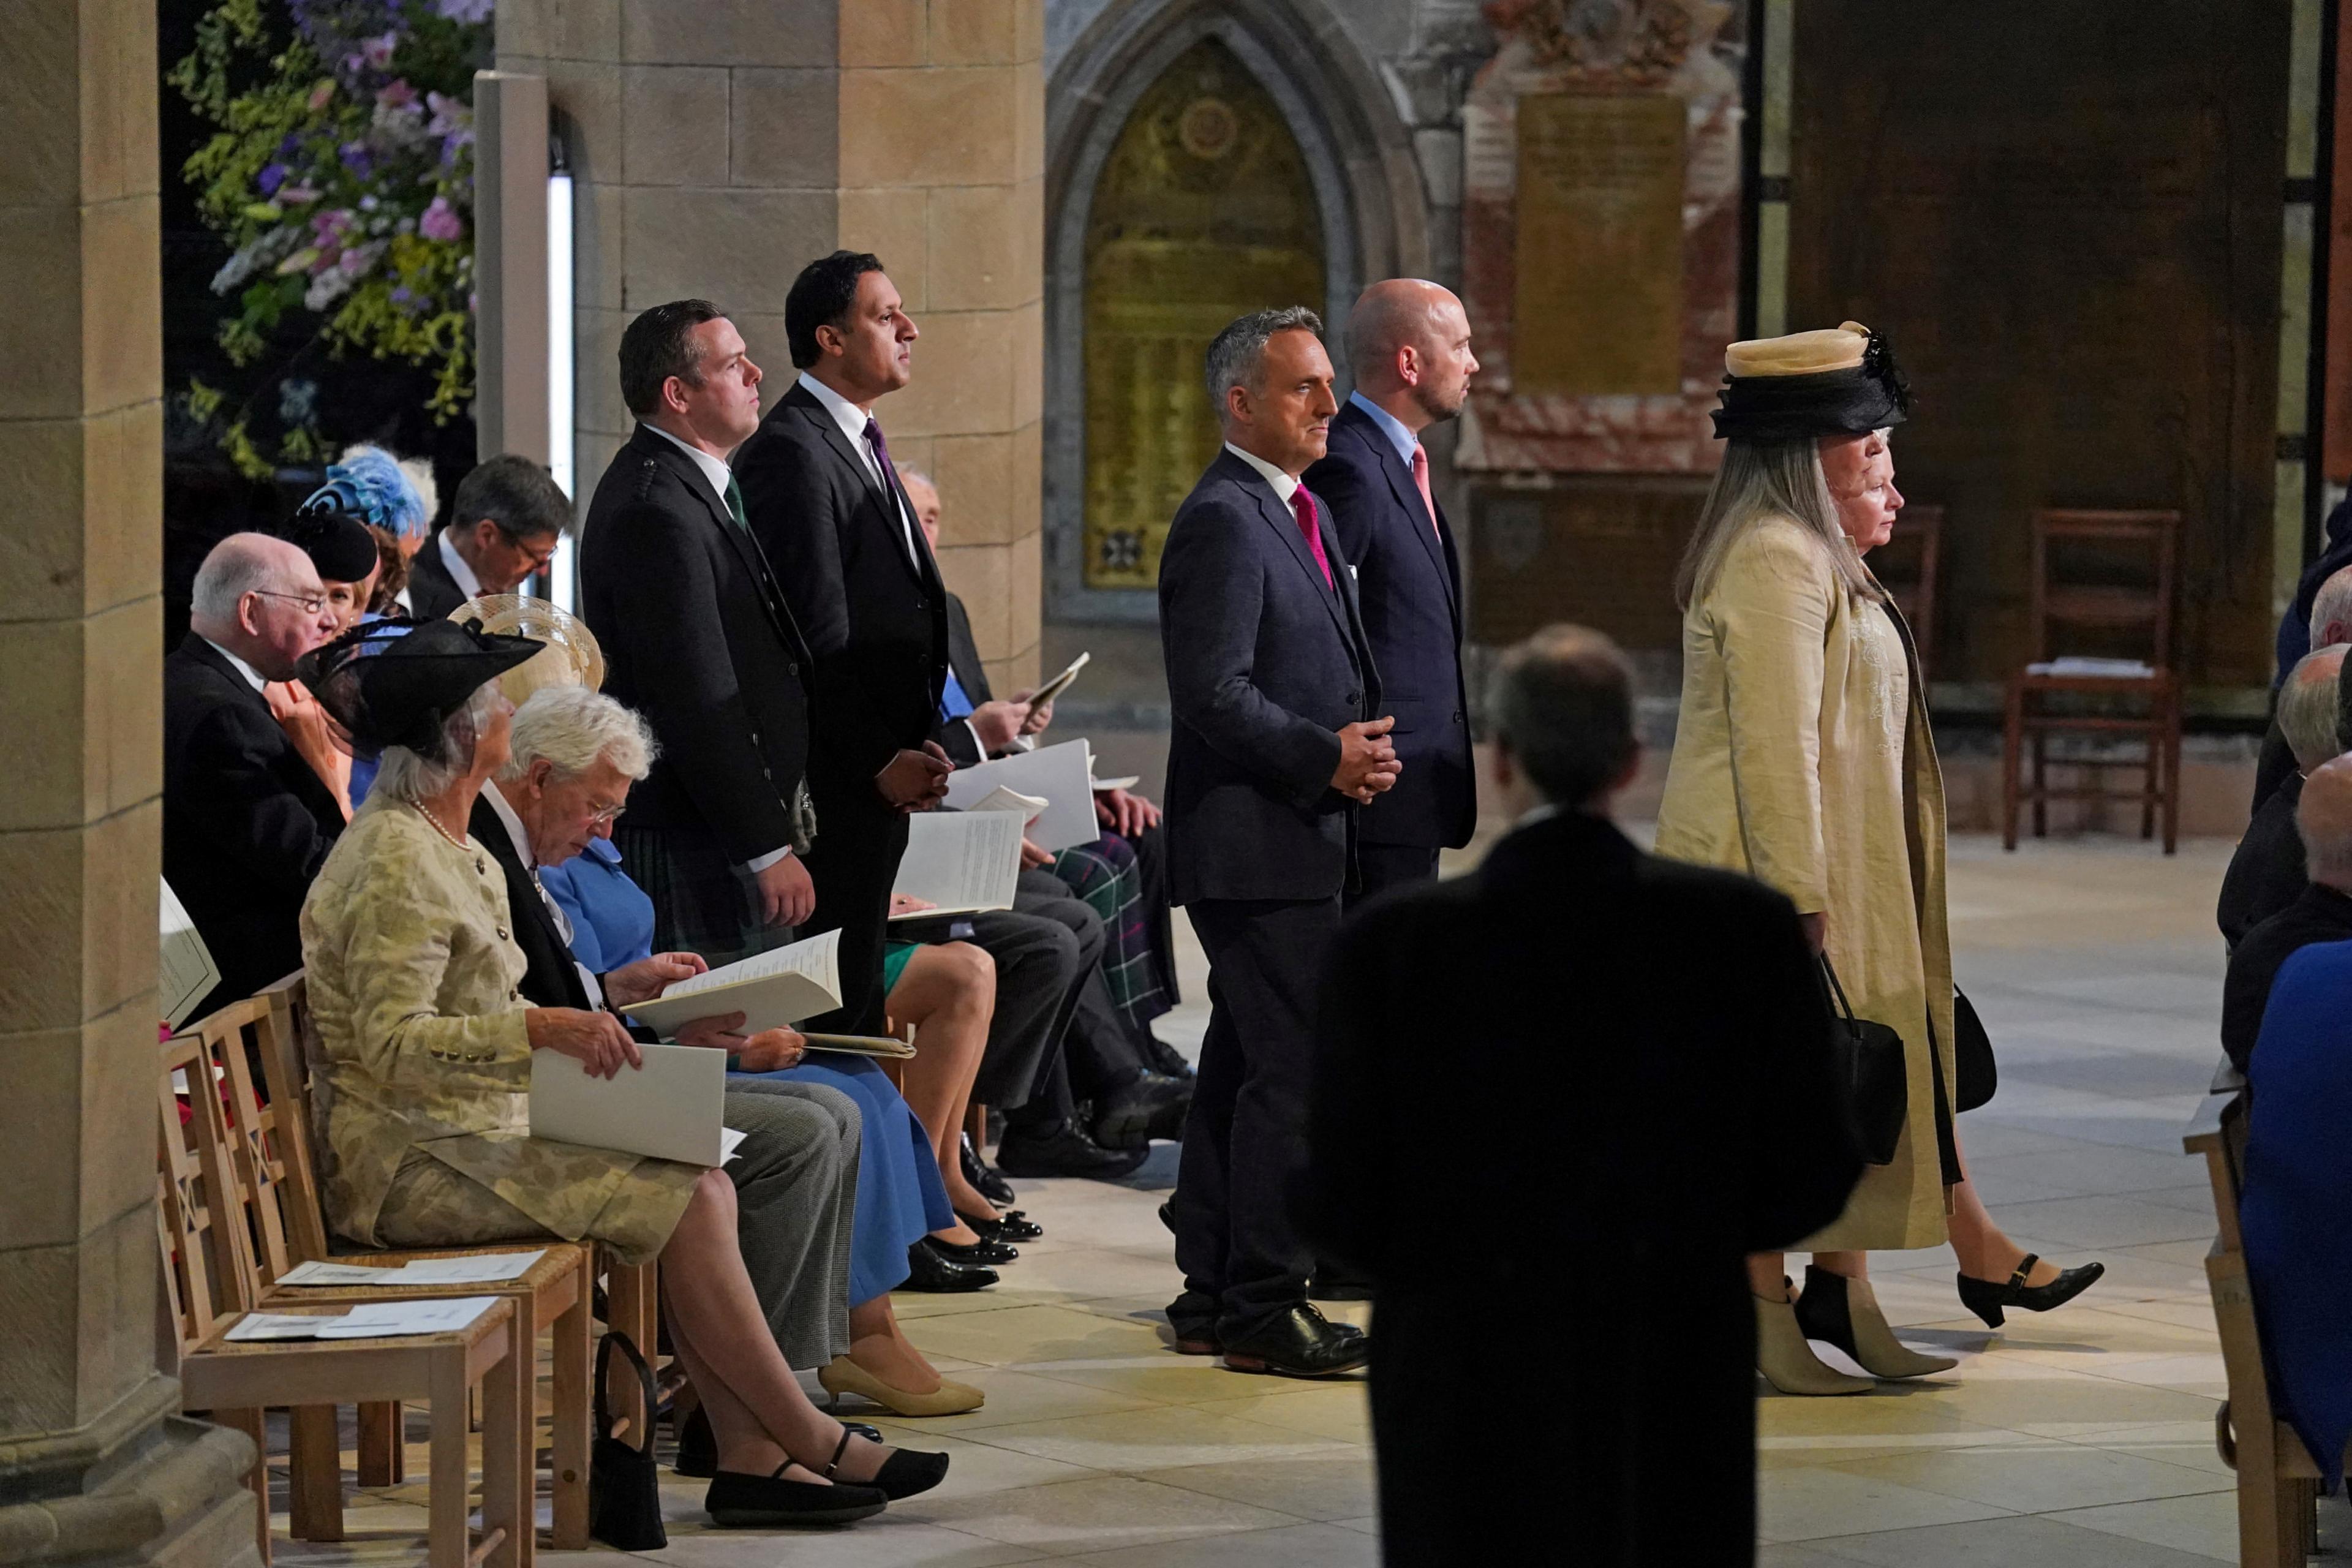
[579,300,819,965]
[734,252,952,1035]
[1302,279,1480,902]
[1157,307,1397,1376]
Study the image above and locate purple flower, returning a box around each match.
[377,79,418,110]
[418,195,464,243]
[435,0,495,22]
[338,140,373,176]
[257,162,288,196]
[361,31,398,69]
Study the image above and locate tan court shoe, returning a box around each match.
[1756,1282,1875,1395]
[1792,1264,1957,1379]
[818,1355,985,1417]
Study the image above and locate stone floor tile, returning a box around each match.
[1973,1193,2215,1250]
[1798,1510,2236,1566]
[1828,1440,2229,1513]
[2046,1490,2241,1562]
[914,1474,1297,1556]
[1054,1521,1379,1567]
[1186,1384,1371,1445]
[1014,1352,1311,1406]
[1969,1142,2214,1199]
[1138,1451,1377,1522]
[864,1368,1164,1434]
[850,1427,1104,1500]
[906,1305,1174,1368]
[640,1516,1047,1566]
[950,1405,1351,1474]
[1757,1465,2015,1542]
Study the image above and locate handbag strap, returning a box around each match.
[1817,954,1860,1025]
[594,1329,657,1444]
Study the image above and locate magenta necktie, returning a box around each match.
[1291,488,1334,590]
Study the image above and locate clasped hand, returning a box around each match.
[1331,715,1401,804]
[877,742,954,813]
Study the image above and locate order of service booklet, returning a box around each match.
[941,738,1099,853]
[623,928,842,1037]
[529,1041,728,1166]
[889,807,1025,918]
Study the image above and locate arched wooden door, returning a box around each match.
[1080,39,1326,591]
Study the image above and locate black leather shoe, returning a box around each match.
[1957,1254,2105,1329]
[704,1464,886,1527]
[823,1428,950,1502]
[1218,1304,1370,1378]
[1165,1289,1221,1355]
[995,1121,1150,1180]
[901,1240,997,1293]
[925,1232,1019,1267]
[1091,1071,1193,1151]
[957,1208,1042,1243]
[1136,1029,1196,1082]
[961,1132,1017,1206]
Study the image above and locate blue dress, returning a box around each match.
[541,838,952,1303]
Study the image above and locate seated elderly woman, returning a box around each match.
[295,619,947,1527]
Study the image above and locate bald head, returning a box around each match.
[2280,646,2350,772]
[2304,756,2352,890]
[1346,279,1478,430]
[188,532,337,681]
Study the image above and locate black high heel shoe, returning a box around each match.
[925,1232,1018,1266]
[1956,1254,2105,1329]
[676,1406,880,1479]
[957,1208,1042,1243]
[824,1427,950,1502]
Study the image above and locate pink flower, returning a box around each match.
[418,196,464,243]
[362,32,398,70]
[377,80,418,111]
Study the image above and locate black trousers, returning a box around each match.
[1347,842,1440,910]
[900,869,1100,1110]
[796,796,907,1036]
[1173,894,1343,1329]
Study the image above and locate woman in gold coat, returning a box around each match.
[1656,324,2102,1395]
[296,617,948,1525]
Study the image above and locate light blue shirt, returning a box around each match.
[1348,390,1420,469]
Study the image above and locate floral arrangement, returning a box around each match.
[172,0,492,477]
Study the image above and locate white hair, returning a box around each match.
[190,532,303,623]
[499,685,657,784]
[363,683,504,807]
[2281,644,2350,772]
[895,464,935,494]
[2312,566,2352,647]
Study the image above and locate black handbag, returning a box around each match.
[589,1330,667,1551]
[1822,957,1907,1166]
[1954,986,1997,1113]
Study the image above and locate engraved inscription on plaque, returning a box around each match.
[1513,93,1686,397]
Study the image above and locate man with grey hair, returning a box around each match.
[1304,622,1859,1564]
[2222,644,2350,949]
[2225,755,2352,1072]
[1156,306,1392,1376]
[2255,564,2352,812]
[164,532,349,1016]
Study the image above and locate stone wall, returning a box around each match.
[499,0,1046,688]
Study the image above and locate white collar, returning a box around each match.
[201,637,271,695]
[797,371,876,449]
[1223,442,1301,505]
[641,420,736,510]
[482,781,536,869]
[437,527,483,600]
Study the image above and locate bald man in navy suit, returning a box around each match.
[1303,279,1480,902]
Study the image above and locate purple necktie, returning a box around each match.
[862,417,914,561]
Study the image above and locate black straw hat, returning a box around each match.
[282,505,382,584]
[297,617,543,764]
[1711,321,1913,442]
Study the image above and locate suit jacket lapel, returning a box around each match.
[1244,479,1354,651]
[794,396,925,582]
[1357,418,1461,625]
[636,431,810,665]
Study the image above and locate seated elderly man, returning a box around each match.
[295,619,948,1529]
[2224,756,2352,1073]
[2220,643,2348,950]
[165,532,348,1017]
[2255,564,2352,813]
[481,684,984,1427]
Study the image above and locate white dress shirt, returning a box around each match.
[437,527,483,600]
[796,371,918,561]
[481,782,610,1009]
[1223,442,1303,505]
[202,638,270,696]
[638,421,794,875]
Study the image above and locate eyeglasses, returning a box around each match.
[512,536,561,572]
[584,799,627,827]
[252,589,330,617]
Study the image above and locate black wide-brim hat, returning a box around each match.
[297,617,543,763]
[1711,320,1913,442]
[282,505,382,584]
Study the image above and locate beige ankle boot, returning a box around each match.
[1755,1284,1874,1396]
[1793,1265,1957,1379]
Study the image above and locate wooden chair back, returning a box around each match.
[157,1028,258,1352]
[254,972,334,1258]
[1872,504,1943,680]
[2029,508,2181,667]
[182,993,331,1291]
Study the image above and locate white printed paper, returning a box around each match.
[722,1126,748,1166]
[942,739,1099,853]
[529,1042,728,1166]
[625,930,842,1035]
[891,810,1023,918]
[160,879,222,1031]
[226,1296,500,1341]
[275,1250,548,1288]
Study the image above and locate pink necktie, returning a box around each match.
[1291,488,1334,590]
[1411,442,1439,538]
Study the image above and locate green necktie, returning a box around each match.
[725,474,750,533]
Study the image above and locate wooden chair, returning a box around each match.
[1871,504,1943,683]
[2002,508,2184,854]
[2185,1082,2334,1565]
[160,1027,527,1568]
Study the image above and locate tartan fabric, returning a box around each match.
[1050,830,1169,1031]
[611,823,792,970]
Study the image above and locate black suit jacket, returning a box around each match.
[2224,882,2352,1073]
[1302,401,1475,850]
[469,795,594,1011]
[930,595,995,767]
[579,426,814,864]
[1157,448,1379,904]
[2220,772,2307,952]
[1305,812,1859,1562]
[734,382,949,799]
[405,529,468,622]
[162,635,346,1017]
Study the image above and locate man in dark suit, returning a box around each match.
[164,533,349,1016]
[735,252,952,1035]
[2225,758,2352,1074]
[1157,307,1398,1376]
[404,454,571,621]
[580,300,819,966]
[1302,279,1480,900]
[2221,645,2345,950]
[1306,625,1860,1565]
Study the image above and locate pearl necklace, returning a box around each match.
[403,791,471,852]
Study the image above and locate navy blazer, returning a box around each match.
[1158,448,1380,905]
[1302,400,1475,850]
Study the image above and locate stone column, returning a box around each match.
[500,0,1046,690]
[0,3,259,1564]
